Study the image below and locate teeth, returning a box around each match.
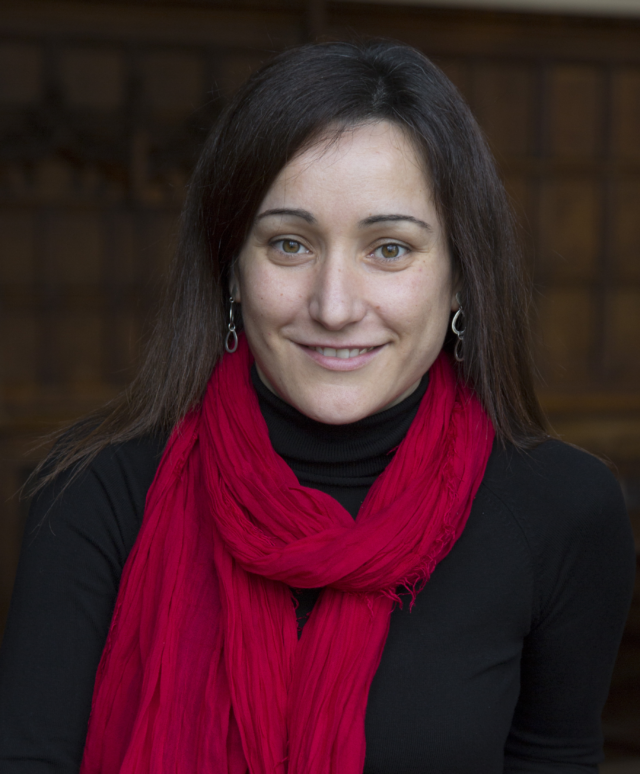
[314,346,374,358]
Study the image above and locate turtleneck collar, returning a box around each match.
[251,365,430,488]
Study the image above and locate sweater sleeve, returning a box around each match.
[499,442,636,773]
[0,437,164,774]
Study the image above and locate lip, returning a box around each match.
[296,342,385,371]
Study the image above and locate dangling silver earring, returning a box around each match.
[225,296,238,353]
[451,292,465,363]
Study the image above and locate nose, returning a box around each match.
[308,252,367,330]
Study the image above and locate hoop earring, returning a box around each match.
[225,297,238,353]
[451,292,465,363]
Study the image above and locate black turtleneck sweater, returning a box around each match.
[0,369,635,774]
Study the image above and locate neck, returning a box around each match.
[251,365,430,492]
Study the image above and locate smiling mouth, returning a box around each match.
[308,346,377,359]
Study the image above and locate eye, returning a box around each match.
[373,243,409,261]
[273,239,308,255]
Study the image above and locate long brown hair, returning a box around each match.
[33,39,546,492]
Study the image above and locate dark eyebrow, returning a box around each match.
[359,214,432,231]
[255,209,432,231]
[255,208,317,224]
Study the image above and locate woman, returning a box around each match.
[0,40,635,774]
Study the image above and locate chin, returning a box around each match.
[290,390,385,425]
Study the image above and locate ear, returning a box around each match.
[229,266,241,303]
[450,261,462,311]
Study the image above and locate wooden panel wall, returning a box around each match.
[0,6,638,748]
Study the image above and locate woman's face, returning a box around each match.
[234,120,458,425]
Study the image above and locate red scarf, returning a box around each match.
[80,335,494,774]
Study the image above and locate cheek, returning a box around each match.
[380,267,452,336]
[239,263,303,329]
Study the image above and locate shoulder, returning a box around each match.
[28,433,168,566]
[78,433,168,502]
[481,437,627,534]
[479,438,635,621]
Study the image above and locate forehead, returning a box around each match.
[259,121,434,214]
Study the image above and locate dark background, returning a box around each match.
[0,0,638,766]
